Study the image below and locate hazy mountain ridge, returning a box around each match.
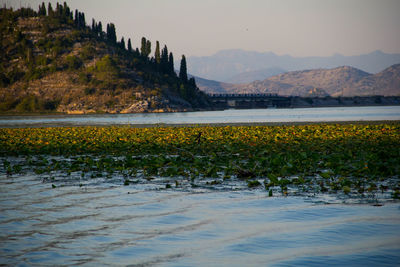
[196,65,400,97]
[188,49,400,82]
[225,67,287,84]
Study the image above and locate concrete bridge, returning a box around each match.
[207,93,292,109]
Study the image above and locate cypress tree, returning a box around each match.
[98,21,103,38]
[39,2,46,16]
[80,12,86,28]
[120,37,125,50]
[56,3,60,16]
[107,23,116,44]
[63,2,70,18]
[127,38,132,52]
[155,41,161,64]
[79,12,85,28]
[168,52,174,75]
[179,55,188,83]
[160,45,168,73]
[74,9,78,25]
[48,3,53,16]
[140,37,147,57]
[146,40,151,58]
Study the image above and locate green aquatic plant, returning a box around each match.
[247,180,261,188]
[0,123,399,196]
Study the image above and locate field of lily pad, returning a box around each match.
[1,123,399,199]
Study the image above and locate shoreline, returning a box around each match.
[0,100,399,117]
[0,120,399,129]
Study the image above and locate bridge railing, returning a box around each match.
[207,93,279,98]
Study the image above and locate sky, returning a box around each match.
[3,0,400,58]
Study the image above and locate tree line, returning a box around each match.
[36,1,193,87]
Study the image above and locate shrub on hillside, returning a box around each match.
[80,44,96,60]
[65,55,82,70]
[15,95,43,112]
[93,55,120,80]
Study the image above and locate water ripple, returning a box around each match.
[1,173,399,266]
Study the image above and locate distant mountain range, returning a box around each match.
[226,67,287,84]
[196,64,400,97]
[188,49,400,82]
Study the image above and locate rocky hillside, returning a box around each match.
[199,65,400,97]
[265,66,371,96]
[348,64,400,96]
[189,75,236,94]
[0,4,209,114]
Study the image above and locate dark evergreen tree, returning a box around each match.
[140,37,147,57]
[63,2,70,18]
[92,18,96,32]
[168,52,175,75]
[80,12,86,28]
[127,38,132,52]
[155,41,161,64]
[48,2,53,16]
[179,55,188,83]
[160,45,168,73]
[74,9,78,25]
[179,84,187,99]
[38,2,46,16]
[120,37,125,50]
[106,24,110,39]
[188,77,196,88]
[56,3,60,16]
[140,37,151,58]
[107,23,116,44]
[145,40,151,58]
[98,21,103,37]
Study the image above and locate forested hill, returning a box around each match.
[0,2,210,114]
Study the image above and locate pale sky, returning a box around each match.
[4,0,400,58]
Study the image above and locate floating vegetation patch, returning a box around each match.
[0,123,399,201]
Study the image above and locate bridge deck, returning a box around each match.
[208,93,280,99]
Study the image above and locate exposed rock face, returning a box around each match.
[121,101,149,113]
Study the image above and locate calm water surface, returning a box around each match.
[1,106,399,127]
[1,172,399,266]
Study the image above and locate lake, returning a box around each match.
[1,172,400,266]
[1,106,399,127]
[1,106,399,266]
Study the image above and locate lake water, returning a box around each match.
[1,172,400,266]
[1,106,399,127]
[1,106,400,265]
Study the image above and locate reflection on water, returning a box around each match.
[1,173,400,266]
[1,106,400,127]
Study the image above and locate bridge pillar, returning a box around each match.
[227,100,236,107]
